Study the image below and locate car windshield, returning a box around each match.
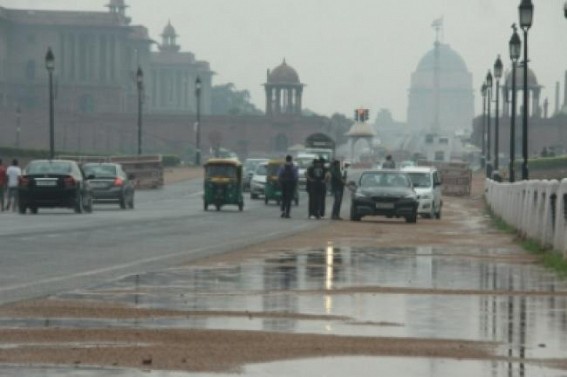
[406,172,432,188]
[359,172,411,188]
[244,160,266,171]
[254,165,267,176]
[296,158,314,169]
[26,161,72,175]
[83,164,117,178]
[206,165,236,178]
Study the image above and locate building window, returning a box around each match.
[78,94,95,113]
[434,151,445,161]
[25,60,35,81]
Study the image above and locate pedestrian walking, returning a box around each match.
[306,158,327,219]
[382,154,396,169]
[277,155,298,219]
[5,159,22,212]
[330,159,346,220]
[0,159,6,211]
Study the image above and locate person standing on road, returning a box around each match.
[306,158,326,219]
[0,159,6,211]
[330,159,346,220]
[382,154,396,169]
[6,159,22,212]
[277,155,298,219]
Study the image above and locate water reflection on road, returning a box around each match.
[4,246,567,376]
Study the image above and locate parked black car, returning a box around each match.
[18,159,93,214]
[349,170,418,223]
[82,162,135,209]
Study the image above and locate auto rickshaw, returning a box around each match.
[203,159,244,211]
[264,160,299,206]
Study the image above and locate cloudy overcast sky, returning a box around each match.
[2,0,566,121]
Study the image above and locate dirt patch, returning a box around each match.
[163,167,202,185]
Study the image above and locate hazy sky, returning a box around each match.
[2,0,567,121]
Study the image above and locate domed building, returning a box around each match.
[264,59,304,116]
[407,42,474,134]
[502,66,542,118]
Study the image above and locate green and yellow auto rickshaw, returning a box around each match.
[203,159,244,211]
[264,160,299,206]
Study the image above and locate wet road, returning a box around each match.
[0,179,316,305]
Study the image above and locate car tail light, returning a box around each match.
[19,177,30,187]
[113,177,124,186]
[64,176,76,188]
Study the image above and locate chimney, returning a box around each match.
[555,81,560,115]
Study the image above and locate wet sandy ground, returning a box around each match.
[0,173,567,376]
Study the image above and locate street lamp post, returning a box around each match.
[136,67,144,155]
[519,0,533,180]
[195,76,202,166]
[493,56,503,173]
[481,83,487,171]
[15,105,21,149]
[509,24,521,183]
[486,70,493,178]
[45,47,55,159]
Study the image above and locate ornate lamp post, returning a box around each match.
[136,67,143,155]
[519,0,533,180]
[45,47,55,159]
[493,56,503,174]
[509,24,521,183]
[481,83,487,171]
[486,70,493,178]
[195,76,202,166]
[15,105,21,149]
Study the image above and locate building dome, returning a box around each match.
[346,122,376,138]
[504,66,539,88]
[162,20,177,37]
[268,59,300,84]
[416,43,469,73]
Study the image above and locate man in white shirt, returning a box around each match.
[6,159,22,212]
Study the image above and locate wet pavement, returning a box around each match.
[1,245,567,375]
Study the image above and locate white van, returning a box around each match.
[401,166,443,219]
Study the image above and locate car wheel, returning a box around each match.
[238,202,244,211]
[30,206,38,214]
[204,201,208,211]
[350,206,361,221]
[18,203,27,214]
[405,211,418,223]
[264,196,268,205]
[251,193,258,200]
[119,194,127,210]
[215,204,221,211]
[435,207,442,220]
[128,195,135,209]
[84,194,93,214]
[74,193,84,214]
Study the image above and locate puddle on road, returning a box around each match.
[2,246,567,371]
[1,357,564,377]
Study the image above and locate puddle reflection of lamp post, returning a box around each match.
[493,56,503,174]
[195,76,202,166]
[485,70,493,178]
[481,83,487,172]
[509,25,521,183]
[45,47,55,159]
[136,67,144,155]
[15,105,21,149]
[518,0,533,180]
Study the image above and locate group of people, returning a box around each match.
[277,155,347,220]
[0,159,22,212]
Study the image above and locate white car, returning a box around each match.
[250,163,268,199]
[401,166,443,219]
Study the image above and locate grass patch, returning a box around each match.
[486,204,567,277]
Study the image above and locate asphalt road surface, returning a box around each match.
[0,179,317,305]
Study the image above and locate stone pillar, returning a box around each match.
[297,88,303,115]
[275,87,281,114]
[532,87,540,118]
[287,88,292,113]
[265,86,271,115]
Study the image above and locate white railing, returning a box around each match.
[485,178,567,258]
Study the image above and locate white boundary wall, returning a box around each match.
[485,178,567,257]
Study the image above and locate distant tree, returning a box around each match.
[330,113,354,145]
[211,83,262,116]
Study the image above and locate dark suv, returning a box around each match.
[82,162,135,209]
[18,159,93,214]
